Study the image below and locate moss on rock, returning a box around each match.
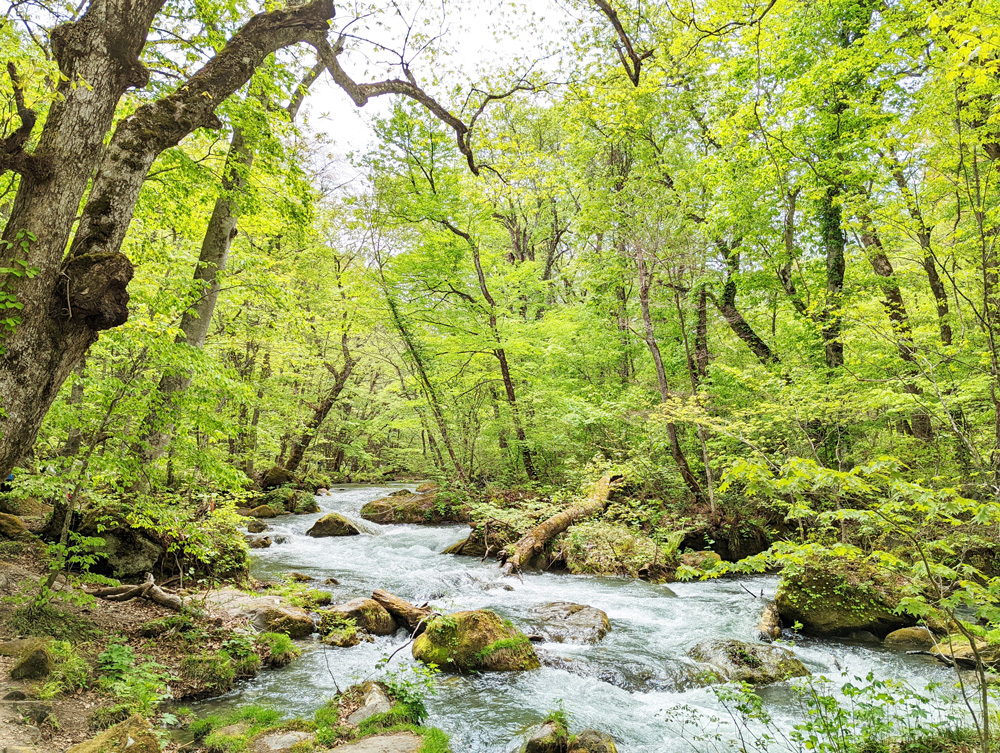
[322,598,396,636]
[775,558,914,638]
[412,610,540,672]
[307,513,361,537]
[0,512,27,539]
[66,714,159,753]
[360,491,468,525]
[689,639,809,685]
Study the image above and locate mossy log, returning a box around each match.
[502,475,616,575]
[371,589,433,634]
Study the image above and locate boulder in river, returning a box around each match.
[321,598,396,636]
[678,551,722,571]
[307,513,361,537]
[884,626,936,649]
[756,600,782,642]
[533,602,610,644]
[360,490,468,525]
[247,519,269,533]
[571,730,619,753]
[412,610,540,672]
[345,681,393,726]
[251,606,315,638]
[775,558,914,638]
[689,639,809,685]
[248,504,279,519]
[522,719,568,753]
[246,535,272,549]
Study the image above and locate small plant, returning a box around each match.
[39,640,90,699]
[257,631,300,667]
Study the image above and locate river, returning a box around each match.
[191,484,957,752]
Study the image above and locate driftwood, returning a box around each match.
[371,589,433,634]
[501,475,617,575]
[84,572,183,612]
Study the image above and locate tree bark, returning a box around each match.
[502,475,616,574]
[0,0,335,480]
[713,241,779,365]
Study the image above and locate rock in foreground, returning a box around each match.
[321,598,396,636]
[413,610,540,672]
[307,513,361,537]
[689,639,809,685]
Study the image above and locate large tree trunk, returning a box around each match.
[502,475,616,574]
[0,0,335,480]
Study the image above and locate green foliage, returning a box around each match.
[96,642,172,716]
[6,603,99,643]
[256,631,300,667]
[39,640,90,699]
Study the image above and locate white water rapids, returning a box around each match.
[190,484,959,752]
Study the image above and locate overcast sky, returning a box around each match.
[297,0,574,177]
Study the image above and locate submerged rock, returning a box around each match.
[307,513,361,537]
[322,598,396,636]
[246,535,272,549]
[775,558,914,638]
[66,715,159,753]
[534,602,610,644]
[689,639,809,685]
[413,610,540,672]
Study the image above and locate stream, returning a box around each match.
[191,484,957,752]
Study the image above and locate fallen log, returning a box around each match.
[501,475,617,575]
[371,589,433,634]
[84,572,183,612]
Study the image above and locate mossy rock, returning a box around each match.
[248,504,279,519]
[689,639,809,685]
[412,610,540,672]
[0,512,27,539]
[10,638,52,680]
[261,466,293,490]
[248,519,269,533]
[522,719,568,753]
[307,513,361,537]
[775,558,914,638]
[322,598,396,636]
[252,606,315,638]
[262,487,318,515]
[67,714,159,753]
[570,730,618,753]
[678,551,722,570]
[884,627,936,649]
[360,491,468,525]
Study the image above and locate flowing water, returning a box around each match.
[191,484,957,752]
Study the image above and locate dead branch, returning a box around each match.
[84,572,183,611]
